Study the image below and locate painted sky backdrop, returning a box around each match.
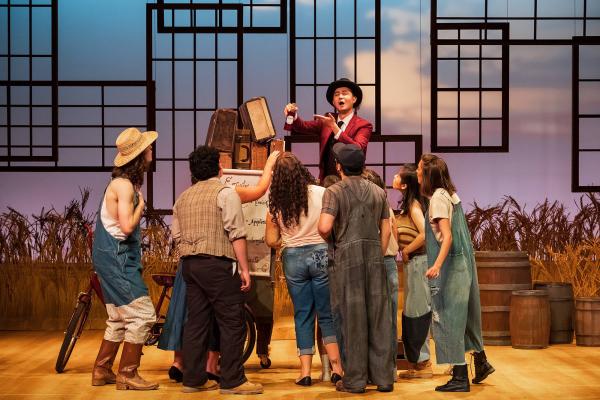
[1,0,599,217]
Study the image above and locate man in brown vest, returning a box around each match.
[171,145,263,395]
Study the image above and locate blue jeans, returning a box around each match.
[282,243,337,355]
[384,256,399,358]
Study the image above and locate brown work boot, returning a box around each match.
[182,380,219,393]
[220,380,264,395]
[92,339,121,386]
[399,360,433,379]
[115,342,159,390]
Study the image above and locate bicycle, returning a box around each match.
[55,222,258,373]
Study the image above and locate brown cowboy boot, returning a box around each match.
[92,340,121,386]
[115,342,159,390]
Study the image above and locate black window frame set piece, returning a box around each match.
[285,0,423,188]
[0,1,152,172]
[146,2,245,214]
[430,0,600,191]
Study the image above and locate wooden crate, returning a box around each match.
[251,142,269,170]
[219,152,232,169]
[233,129,251,169]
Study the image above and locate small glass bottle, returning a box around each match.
[283,104,297,131]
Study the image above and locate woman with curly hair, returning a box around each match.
[265,153,343,386]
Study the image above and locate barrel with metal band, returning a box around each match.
[476,251,532,345]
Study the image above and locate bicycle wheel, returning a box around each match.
[55,300,91,373]
[241,308,256,364]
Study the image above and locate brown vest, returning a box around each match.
[173,179,237,260]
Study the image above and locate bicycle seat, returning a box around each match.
[151,272,176,288]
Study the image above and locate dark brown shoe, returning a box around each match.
[92,340,121,386]
[115,342,159,390]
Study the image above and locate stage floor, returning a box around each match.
[1,329,600,399]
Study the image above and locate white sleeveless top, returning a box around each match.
[101,192,127,240]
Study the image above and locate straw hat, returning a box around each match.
[113,127,158,167]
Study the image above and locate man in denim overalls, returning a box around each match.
[319,143,395,393]
[91,128,159,390]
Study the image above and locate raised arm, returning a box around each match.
[282,102,323,135]
[236,151,280,203]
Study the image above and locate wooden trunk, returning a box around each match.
[575,297,600,346]
[205,108,238,152]
[476,251,532,346]
[510,290,551,349]
[533,282,574,344]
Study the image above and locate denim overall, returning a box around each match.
[92,191,148,305]
[92,187,155,343]
[424,195,484,365]
[328,180,395,390]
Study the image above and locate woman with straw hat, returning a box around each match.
[91,127,160,391]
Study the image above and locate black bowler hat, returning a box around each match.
[332,143,365,173]
[326,78,363,108]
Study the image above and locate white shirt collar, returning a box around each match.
[337,111,354,127]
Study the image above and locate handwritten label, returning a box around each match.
[221,169,270,277]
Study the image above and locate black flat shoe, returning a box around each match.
[377,384,394,392]
[168,366,183,382]
[330,373,342,385]
[206,372,221,383]
[295,376,312,386]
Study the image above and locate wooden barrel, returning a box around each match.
[476,251,532,345]
[533,282,574,344]
[510,290,551,349]
[575,297,600,346]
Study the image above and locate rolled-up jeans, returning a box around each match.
[282,243,337,355]
[383,256,399,358]
[403,254,431,362]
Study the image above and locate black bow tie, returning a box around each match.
[337,120,344,128]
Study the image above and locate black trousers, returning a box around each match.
[209,276,274,355]
[181,255,247,389]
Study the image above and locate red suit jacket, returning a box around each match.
[290,113,373,181]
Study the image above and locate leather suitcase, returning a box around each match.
[269,138,285,154]
[238,97,276,142]
[205,108,238,152]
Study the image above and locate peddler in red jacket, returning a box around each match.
[284,78,373,182]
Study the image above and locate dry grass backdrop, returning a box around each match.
[0,191,598,330]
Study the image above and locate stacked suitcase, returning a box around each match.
[205,97,283,170]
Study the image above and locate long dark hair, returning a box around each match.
[111,152,147,189]
[268,152,316,229]
[419,153,456,198]
[397,164,425,215]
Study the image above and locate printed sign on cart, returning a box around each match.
[221,169,271,277]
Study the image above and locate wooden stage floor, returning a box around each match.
[1,329,600,399]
